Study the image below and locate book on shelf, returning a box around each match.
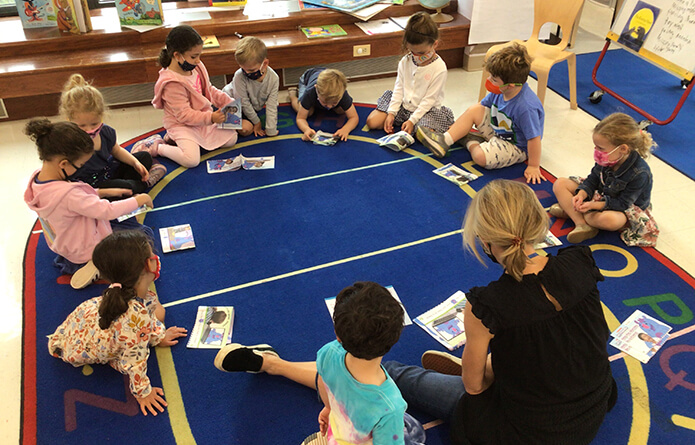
[202,35,220,48]
[301,24,347,39]
[217,98,243,129]
[312,130,340,146]
[325,285,412,326]
[355,18,402,35]
[116,0,164,27]
[300,0,382,13]
[52,0,91,33]
[433,163,478,186]
[413,290,467,351]
[609,310,672,363]
[209,0,247,7]
[376,131,414,152]
[345,2,390,21]
[187,306,235,349]
[15,0,58,29]
[207,155,275,173]
[159,224,195,253]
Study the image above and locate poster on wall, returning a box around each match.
[466,0,551,45]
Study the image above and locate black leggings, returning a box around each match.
[97,151,153,195]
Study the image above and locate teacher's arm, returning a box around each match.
[461,303,495,394]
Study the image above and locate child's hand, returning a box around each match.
[134,161,149,182]
[134,193,154,209]
[253,122,266,137]
[524,165,545,184]
[318,406,330,435]
[159,326,188,347]
[100,188,133,199]
[333,127,351,141]
[401,120,414,134]
[302,128,316,141]
[137,387,167,416]
[384,113,395,134]
[572,191,588,211]
[577,200,605,213]
[211,110,226,124]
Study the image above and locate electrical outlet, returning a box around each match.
[353,44,371,57]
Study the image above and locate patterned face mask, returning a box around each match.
[411,50,435,66]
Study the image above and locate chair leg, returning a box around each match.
[535,69,549,106]
[567,53,578,110]
[478,68,490,102]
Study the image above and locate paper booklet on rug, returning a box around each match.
[207,155,275,173]
[312,131,339,146]
[433,164,478,186]
[116,204,152,222]
[325,285,412,326]
[159,224,195,253]
[218,98,243,129]
[376,131,414,151]
[534,232,562,249]
[187,306,235,349]
[414,291,467,351]
[609,310,672,363]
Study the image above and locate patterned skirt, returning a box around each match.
[376,90,455,133]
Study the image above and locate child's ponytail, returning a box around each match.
[92,230,154,329]
[593,112,657,159]
[160,25,203,67]
[25,119,93,161]
[59,73,106,120]
[402,11,439,51]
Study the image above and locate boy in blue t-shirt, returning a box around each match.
[416,42,546,184]
[214,282,425,444]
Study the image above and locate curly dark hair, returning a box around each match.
[333,282,404,360]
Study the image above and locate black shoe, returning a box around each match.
[213,343,278,373]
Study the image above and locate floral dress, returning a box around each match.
[48,291,166,398]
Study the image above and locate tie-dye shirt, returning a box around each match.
[317,340,406,445]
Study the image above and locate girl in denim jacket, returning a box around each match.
[551,113,658,246]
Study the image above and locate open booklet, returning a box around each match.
[609,309,672,363]
[186,306,235,349]
[414,291,467,351]
[433,163,479,186]
[207,155,275,173]
[534,232,562,249]
[377,131,414,152]
[218,98,243,130]
[325,285,412,326]
[159,223,195,253]
[116,204,152,222]
[312,130,339,146]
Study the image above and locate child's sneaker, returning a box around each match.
[214,343,278,373]
[70,260,99,289]
[567,224,599,244]
[146,163,167,188]
[301,432,328,445]
[131,134,163,157]
[548,203,569,219]
[416,126,449,158]
[421,350,462,376]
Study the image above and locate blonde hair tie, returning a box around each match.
[109,283,122,288]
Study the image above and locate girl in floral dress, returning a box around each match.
[48,230,187,416]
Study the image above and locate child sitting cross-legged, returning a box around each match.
[214,281,425,445]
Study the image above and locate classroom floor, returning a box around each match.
[2,9,695,443]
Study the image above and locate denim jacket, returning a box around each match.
[576,150,653,211]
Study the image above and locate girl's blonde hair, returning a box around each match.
[593,112,656,159]
[463,180,549,282]
[59,74,106,120]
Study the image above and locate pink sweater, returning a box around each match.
[24,170,139,264]
[152,61,235,149]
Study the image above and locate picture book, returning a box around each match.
[116,0,164,27]
[52,0,91,33]
[609,310,672,363]
[533,232,562,249]
[345,2,390,21]
[186,306,235,349]
[159,224,195,253]
[300,0,382,13]
[616,1,660,52]
[413,291,467,351]
[312,130,339,146]
[202,35,220,48]
[301,24,347,39]
[207,155,275,173]
[433,163,478,186]
[116,204,152,222]
[376,131,414,151]
[217,98,243,130]
[15,0,58,29]
[355,18,402,35]
[325,285,412,326]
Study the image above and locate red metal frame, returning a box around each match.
[591,40,695,126]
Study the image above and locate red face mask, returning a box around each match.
[485,78,503,95]
[146,255,161,281]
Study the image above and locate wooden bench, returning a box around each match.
[0,1,470,120]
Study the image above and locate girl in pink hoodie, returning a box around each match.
[24,119,154,289]
[134,25,237,168]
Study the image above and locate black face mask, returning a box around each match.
[482,243,498,264]
[178,59,197,72]
[243,68,264,80]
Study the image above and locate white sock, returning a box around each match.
[443,132,454,147]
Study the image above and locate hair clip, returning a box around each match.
[511,237,523,247]
[109,283,122,288]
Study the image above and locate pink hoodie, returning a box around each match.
[152,61,236,149]
[24,170,139,264]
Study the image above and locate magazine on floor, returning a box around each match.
[159,223,195,253]
[324,285,412,325]
[207,155,275,173]
[610,309,672,363]
[187,306,235,349]
[376,131,414,152]
[312,130,339,146]
[433,163,478,186]
[534,232,562,249]
[116,204,152,222]
[414,290,467,351]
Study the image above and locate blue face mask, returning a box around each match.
[243,68,264,81]
[178,59,197,72]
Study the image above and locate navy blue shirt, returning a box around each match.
[70,125,118,187]
[299,68,353,112]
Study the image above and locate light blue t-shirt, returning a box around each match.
[317,340,407,444]
[480,83,544,149]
